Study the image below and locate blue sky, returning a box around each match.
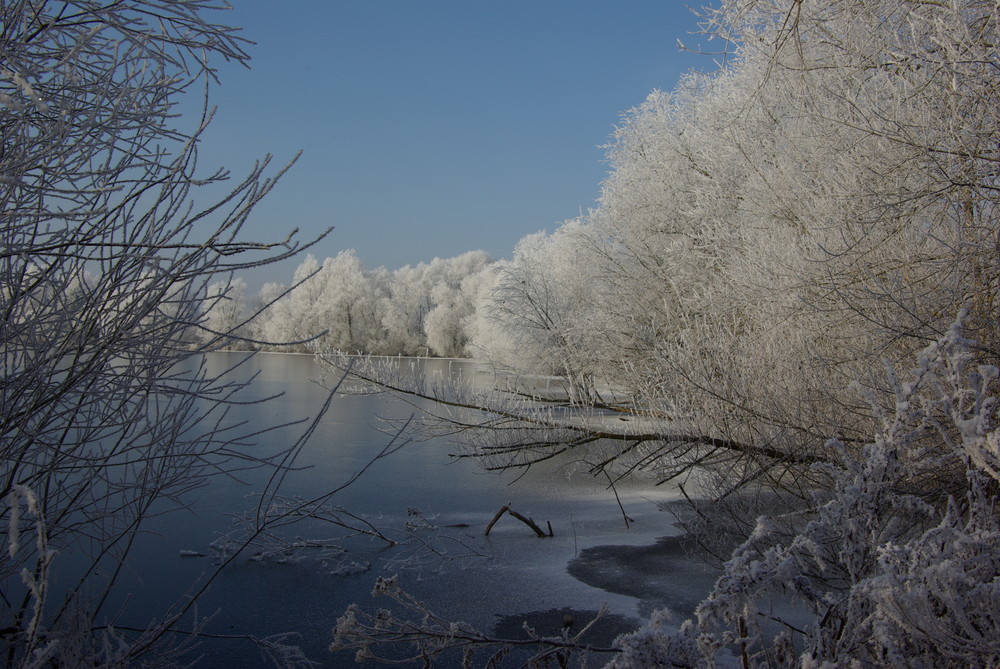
[197,2,715,285]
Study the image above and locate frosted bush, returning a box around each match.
[609,321,1000,668]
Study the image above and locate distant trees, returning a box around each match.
[203,277,250,340]
[422,250,495,358]
[263,250,387,352]
[214,250,494,356]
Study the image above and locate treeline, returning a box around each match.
[203,249,497,357]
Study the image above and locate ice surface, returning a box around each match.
[115,355,720,667]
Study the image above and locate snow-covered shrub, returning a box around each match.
[610,320,1000,668]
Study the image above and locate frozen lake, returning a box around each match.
[118,352,719,667]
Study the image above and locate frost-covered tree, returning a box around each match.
[309,250,386,352]
[381,262,438,355]
[371,251,491,357]
[470,223,609,405]
[250,279,296,345]
[0,1,331,665]
[422,251,493,358]
[202,277,251,347]
[253,251,389,352]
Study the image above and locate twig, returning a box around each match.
[484,503,553,537]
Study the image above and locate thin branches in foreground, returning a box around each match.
[332,575,621,668]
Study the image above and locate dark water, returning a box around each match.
[111,353,717,667]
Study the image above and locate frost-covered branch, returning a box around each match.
[0,1,340,666]
[332,575,621,667]
[317,350,830,492]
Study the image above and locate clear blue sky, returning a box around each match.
[197,1,715,285]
